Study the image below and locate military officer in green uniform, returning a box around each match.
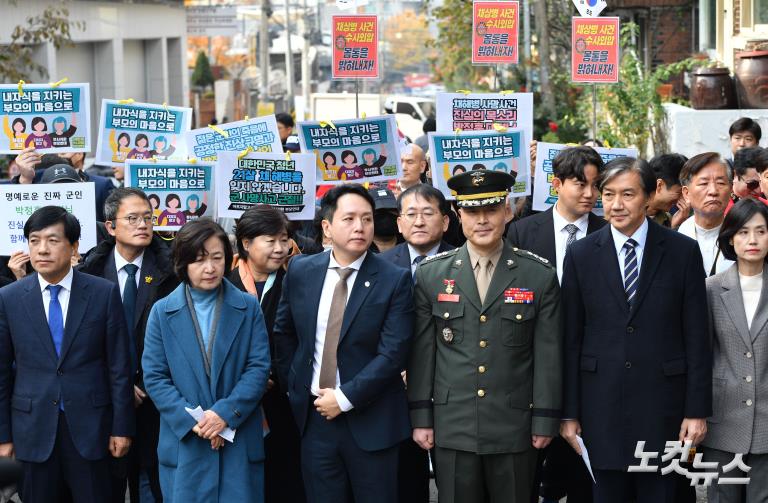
[407,170,563,502]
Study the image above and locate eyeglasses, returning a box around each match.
[116,215,153,227]
[400,210,439,222]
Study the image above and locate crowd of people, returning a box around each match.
[0,114,766,503]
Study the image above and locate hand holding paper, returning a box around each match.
[186,406,236,442]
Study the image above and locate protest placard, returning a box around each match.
[428,129,530,199]
[436,92,534,147]
[332,15,379,79]
[532,142,638,213]
[472,1,519,65]
[571,17,620,83]
[0,83,91,154]
[185,115,283,161]
[0,183,96,255]
[216,151,316,221]
[124,160,215,231]
[297,115,401,185]
[95,99,192,167]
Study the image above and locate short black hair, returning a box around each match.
[172,219,233,284]
[104,187,151,222]
[734,147,768,176]
[166,193,181,207]
[422,117,436,134]
[148,194,160,207]
[680,152,731,186]
[718,198,768,262]
[276,112,295,128]
[24,206,81,244]
[341,150,357,163]
[135,134,149,147]
[729,117,762,142]
[581,138,604,147]
[397,184,450,215]
[234,206,290,258]
[320,184,375,222]
[599,157,656,196]
[552,146,605,183]
[649,153,687,188]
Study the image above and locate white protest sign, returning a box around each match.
[0,183,96,255]
[216,151,316,221]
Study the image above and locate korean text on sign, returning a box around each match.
[571,17,620,83]
[472,1,520,65]
[332,15,379,79]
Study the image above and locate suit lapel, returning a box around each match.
[629,221,665,320]
[483,243,518,311]
[340,254,378,340]
[135,249,157,329]
[748,267,768,341]
[586,212,606,235]
[395,244,411,270]
[103,251,119,286]
[720,267,753,349]
[58,271,89,364]
[594,226,630,316]
[453,245,482,313]
[537,208,557,264]
[22,275,59,363]
[166,289,213,403]
[210,285,246,391]
[306,253,330,343]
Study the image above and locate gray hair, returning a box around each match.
[598,157,656,196]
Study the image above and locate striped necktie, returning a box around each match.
[623,238,639,307]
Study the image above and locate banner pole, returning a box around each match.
[592,83,597,140]
[355,79,360,119]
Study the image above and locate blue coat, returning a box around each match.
[142,279,271,503]
[0,271,134,462]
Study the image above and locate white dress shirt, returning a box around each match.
[311,251,367,411]
[407,242,440,274]
[38,267,74,326]
[611,219,649,284]
[552,204,589,283]
[114,249,144,299]
[677,217,735,276]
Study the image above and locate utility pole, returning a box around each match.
[301,0,311,112]
[284,0,296,112]
[260,0,271,103]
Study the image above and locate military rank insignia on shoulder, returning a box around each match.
[512,247,554,268]
[423,249,459,263]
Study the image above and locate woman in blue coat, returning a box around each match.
[143,218,271,502]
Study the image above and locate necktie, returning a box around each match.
[623,239,639,307]
[319,268,354,390]
[47,285,64,356]
[412,255,427,279]
[122,263,139,371]
[565,223,579,248]
[476,257,492,304]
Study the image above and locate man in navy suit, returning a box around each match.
[507,145,605,502]
[0,206,134,502]
[274,184,414,503]
[560,158,711,503]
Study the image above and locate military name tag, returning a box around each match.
[438,293,460,302]
[442,327,454,342]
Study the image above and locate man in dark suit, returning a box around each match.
[560,158,712,503]
[78,187,178,503]
[0,206,134,502]
[274,184,414,503]
[507,145,605,503]
[380,183,454,503]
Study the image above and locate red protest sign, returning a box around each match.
[571,17,620,83]
[472,1,519,65]
[332,15,379,79]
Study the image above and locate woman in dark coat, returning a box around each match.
[228,206,306,503]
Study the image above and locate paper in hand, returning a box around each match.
[185,406,237,442]
[576,435,596,484]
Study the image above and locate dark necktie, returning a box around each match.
[319,268,354,390]
[412,255,427,279]
[565,223,579,248]
[122,264,139,371]
[47,285,64,356]
[623,239,639,307]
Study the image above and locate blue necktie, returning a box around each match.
[122,264,139,372]
[47,285,64,356]
[412,255,427,280]
[623,239,639,307]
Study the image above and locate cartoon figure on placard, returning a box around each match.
[149,135,177,160]
[148,194,161,225]
[476,21,488,36]
[315,150,339,181]
[360,145,387,177]
[24,117,52,149]
[3,117,28,151]
[158,193,187,227]
[110,131,132,163]
[337,150,364,181]
[335,35,347,50]
[443,163,467,183]
[128,134,151,160]
[183,193,208,222]
[50,114,78,148]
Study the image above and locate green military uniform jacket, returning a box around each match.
[407,241,563,455]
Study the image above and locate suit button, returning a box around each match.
[515,314,522,320]
[747,399,754,406]
[480,315,487,323]
[626,326,634,333]
[52,400,58,406]
[443,312,450,319]
[478,366,486,373]
[747,352,753,358]
[625,361,632,369]
[746,376,753,383]
[57,370,63,376]
[479,340,487,348]
[477,389,485,397]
